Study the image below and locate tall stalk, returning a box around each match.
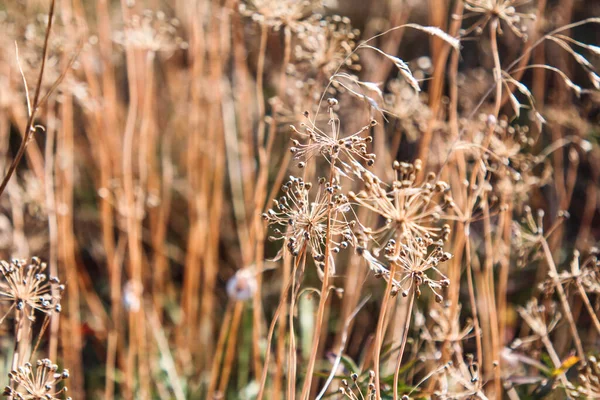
[299,114,339,400]
[393,287,415,400]
[540,238,585,360]
[373,261,398,399]
[251,23,269,379]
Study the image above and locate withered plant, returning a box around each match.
[0,0,599,399]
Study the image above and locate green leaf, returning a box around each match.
[339,354,360,376]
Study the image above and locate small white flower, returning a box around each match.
[227,269,257,302]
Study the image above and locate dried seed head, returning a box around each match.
[113,10,187,52]
[6,359,70,399]
[263,177,355,258]
[352,162,452,243]
[0,258,63,321]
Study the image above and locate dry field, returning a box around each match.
[0,0,599,399]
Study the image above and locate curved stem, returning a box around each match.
[256,249,305,400]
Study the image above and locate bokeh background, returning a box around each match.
[0,0,599,399]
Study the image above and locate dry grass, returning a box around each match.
[0,0,599,399]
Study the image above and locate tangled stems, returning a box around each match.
[372,233,450,399]
[443,17,504,386]
[256,247,306,400]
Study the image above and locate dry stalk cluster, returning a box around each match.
[0,0,599,399]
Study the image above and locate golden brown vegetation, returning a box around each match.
[0,0,599,399]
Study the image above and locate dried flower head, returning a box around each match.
[263,176,355,261]
[350,160,451,247]
[389,234,452,300]
[568,356,600,398]
[516,298,561,339]
[423,302,474,343]
[239,0,320,31]
[336,370,376,399]
[294,15,361,78]
[463,0,536,39]
[360,233,452,300]
[383,79,431,143]
[0,258,63,323]
[3,359,70,400]
[540,249,600,295]
[487,122,535,174]
[0,11,79,100]
[113,10,187,52]
[434,359,488,399]
[290,101,377,173]
[512,206,569,267]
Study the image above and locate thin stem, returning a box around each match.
[0,0,56,198]
[256,260,298,400]
[273,251,292,400]
[393,288,415,400]
[288,251,307,400]
[541,335,562,369]
[497,199,512,367]
[576,282,600,336]
[10,312,32,398]
[540,238,585,360]
[44,99,59,364]
[299,152,338,400]
[465,227,484,371]
[218,301,245,394]
[490,18,503,117]
[207,302,234,398]
[255,23,268,148]
[251,23,269,380]
[316,296,370,400]
[374,262,397,400]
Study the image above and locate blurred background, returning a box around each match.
[0,0,599,399]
